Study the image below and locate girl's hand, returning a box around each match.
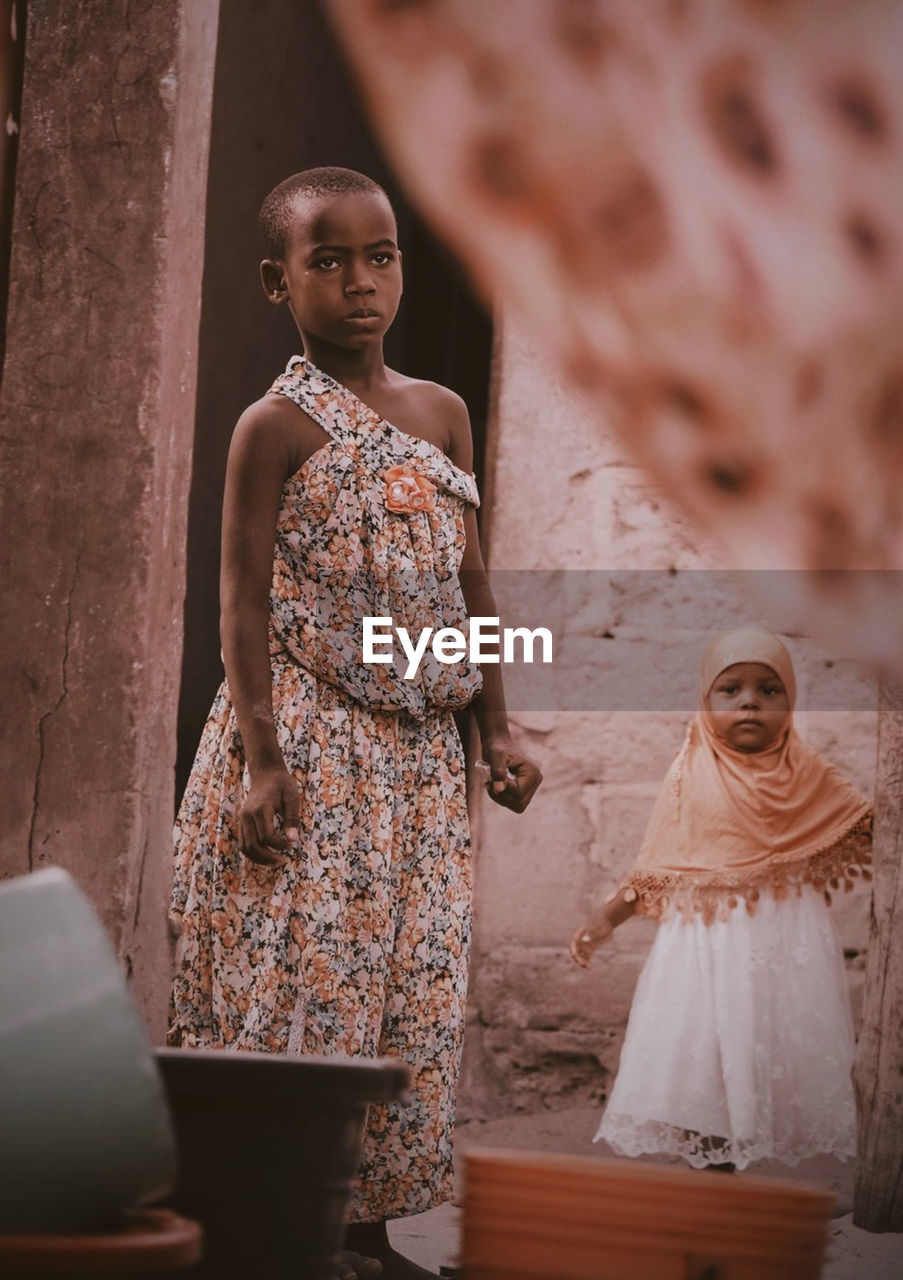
[239,765,301,866]
[570,916,614,968]
[480,736,542,813]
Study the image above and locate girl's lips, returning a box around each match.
[344,313,382,329]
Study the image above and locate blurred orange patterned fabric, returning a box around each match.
[327,0,903,670]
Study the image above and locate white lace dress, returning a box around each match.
[595,886,857,1169]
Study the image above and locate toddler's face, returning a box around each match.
[705,662,789,753]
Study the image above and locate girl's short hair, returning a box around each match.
[258,167,389,258]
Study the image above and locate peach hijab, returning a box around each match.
[622,628,872,923]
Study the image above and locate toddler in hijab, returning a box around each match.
[571,628,872,1170]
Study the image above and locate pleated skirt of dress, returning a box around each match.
[595,886,857,1169]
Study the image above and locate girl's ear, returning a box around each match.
[260,259,287,304]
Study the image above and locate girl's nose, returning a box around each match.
[740,689,760,708]
[344,274,375,295]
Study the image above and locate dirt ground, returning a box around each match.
[392,1107,903,1278]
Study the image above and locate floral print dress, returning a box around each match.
[168,356,483,1221]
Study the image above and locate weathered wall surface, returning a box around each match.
[461,323,877,1120]
[0,0,219,1035]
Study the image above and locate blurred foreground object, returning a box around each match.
[327,0,903,672]
[0,1209,201,1279]
[154,1048,409,1280]
[462,1148,836,1279]
[0,868,176,1231]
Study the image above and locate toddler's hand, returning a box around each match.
[569,917,614,968]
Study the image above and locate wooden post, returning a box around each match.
[853,680,903,1231]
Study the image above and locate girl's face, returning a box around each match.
[265,190,402,352]
[705,662,790,753]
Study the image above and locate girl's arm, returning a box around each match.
[445,393,542,813]
[219,397,305,865]
[570,888,638,968]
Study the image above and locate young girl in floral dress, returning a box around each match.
[572,627,871,1172]
[168,167,541,1280]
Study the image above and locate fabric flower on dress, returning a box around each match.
[384,464,436,514]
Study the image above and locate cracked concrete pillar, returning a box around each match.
[0,0,219,1035]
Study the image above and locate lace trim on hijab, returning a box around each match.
[621,810,872,924]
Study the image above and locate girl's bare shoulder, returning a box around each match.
[389,370,467,416]
[387,371,471,456]
[229,392,332,480]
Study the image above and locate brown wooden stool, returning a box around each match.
[0,1208,202,1278]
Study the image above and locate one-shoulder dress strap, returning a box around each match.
[270,356,480,508]
[269,355,363,447]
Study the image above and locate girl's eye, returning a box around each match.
[715,683,739,696]
[762,684,781,696]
